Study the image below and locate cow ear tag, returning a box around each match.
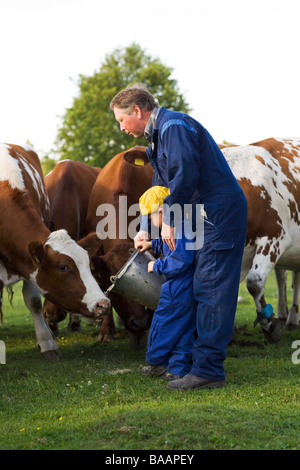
[35,255,41,264]
[135,158,144,166]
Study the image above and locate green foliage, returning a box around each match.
[55,43,191,167]
[40,156,57,176]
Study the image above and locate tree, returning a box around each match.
[40,155,57,176]
[55,43,191,167]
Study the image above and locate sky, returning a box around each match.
[0,0,299,158]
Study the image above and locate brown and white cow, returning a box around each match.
[0,144,109,358]
[221,138,300,342]
[86,146,154,348]
[43,160,101,334]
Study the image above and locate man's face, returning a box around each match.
[113,106,145,138]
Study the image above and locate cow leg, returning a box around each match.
[274,267,288,323]
[97,306,115,342]
[286,271,300,330]
[247,257,282,343]
[67,314,83,333]
[22,281,60,359]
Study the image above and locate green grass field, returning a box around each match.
[0,272,299,450]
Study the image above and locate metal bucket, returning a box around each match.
[106,249,164,310]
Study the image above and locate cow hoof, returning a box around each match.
[42,349,61,360]
[261,318,282,343]
[97,332,115,342]
[286,323,299,331]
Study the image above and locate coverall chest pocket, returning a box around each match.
[195,241,235,282]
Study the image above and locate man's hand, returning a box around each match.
[161,223,176,251]
[134,230,150,248]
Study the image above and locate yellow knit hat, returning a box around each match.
[139,186,170,215]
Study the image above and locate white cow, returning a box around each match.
[221,138,300,342]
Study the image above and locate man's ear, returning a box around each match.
[28,241,45,267]
[77,232,103,259]
[133,104,142,118]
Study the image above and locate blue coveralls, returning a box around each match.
[146,107,248,382]
[146,229,197,377]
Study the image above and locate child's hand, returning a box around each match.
[136,240,152,252]
[161,223,176,251]
[148,261,155,273]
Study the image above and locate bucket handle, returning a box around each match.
[105,247,141,295]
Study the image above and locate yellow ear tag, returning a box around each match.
[35,255,41,264]
[135,158,144,166]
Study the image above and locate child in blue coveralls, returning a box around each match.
[136,186,197,381]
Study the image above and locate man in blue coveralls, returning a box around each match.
[110,84,248,390]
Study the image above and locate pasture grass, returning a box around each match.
[0,273,300,450]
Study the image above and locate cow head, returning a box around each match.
[42,299,67,336]
[92,243,153,348]
[28,230,110,321]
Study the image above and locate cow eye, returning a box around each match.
[58,264,69,273]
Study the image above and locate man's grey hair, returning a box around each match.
[110,84,159,113]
